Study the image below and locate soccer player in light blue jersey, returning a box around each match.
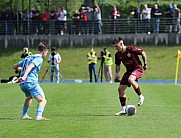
[13,42,49,120]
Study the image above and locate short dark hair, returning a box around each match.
[90,46,94,49]
[38,42,49,52]
[51,47,57,51]
[112,37,123,45]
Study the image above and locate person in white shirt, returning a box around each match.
[48,47,61,83]
[141,4,151,34]
[59,6,67,35]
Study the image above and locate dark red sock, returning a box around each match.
[134,87,142,96]
[119,97,126,106]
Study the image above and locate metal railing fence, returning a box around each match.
[0,18,180,35]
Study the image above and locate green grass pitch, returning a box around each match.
[0,83,181,138]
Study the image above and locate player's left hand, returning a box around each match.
[143,64,148,70]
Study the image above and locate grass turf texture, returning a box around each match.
[0,46,181,80]
[0,83,181,138]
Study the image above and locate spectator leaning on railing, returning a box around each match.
[41,8,50,35]
[165,4,174,33]
[59,6,67,35]
[110,5,120,34]
[131,5,141,34]
[173,4,181,33]
[79,5,88,35]
[141,4,151,34]
[72,10,80,35]
[151,4,162,34]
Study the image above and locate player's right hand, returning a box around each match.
[18,77,25,82]
[143,64,148,70]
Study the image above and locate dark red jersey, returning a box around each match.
[115,46,143,72]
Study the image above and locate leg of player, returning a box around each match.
[35,94,49,120]
[128,75,144,106]
[22,96,33,119]
[115,84,127,116]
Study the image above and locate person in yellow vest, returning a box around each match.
[21,47,32,58]
[87,46,98,82]
[102,48,113,83]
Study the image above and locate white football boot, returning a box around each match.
[115,110,127,116]
[36,116,49,121]
[138,95,144,106]
[21,115,32,120]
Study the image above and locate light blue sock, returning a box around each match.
[22,106,29,116]
[36,106,44,117]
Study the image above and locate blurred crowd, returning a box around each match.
[0,3,180,35]
[131,3,181,34]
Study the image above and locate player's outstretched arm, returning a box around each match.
[141,51,147,70]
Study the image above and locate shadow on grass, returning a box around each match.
[0,118,14,120]
[52,114,128,117]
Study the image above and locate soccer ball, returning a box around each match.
[126,105,137,116]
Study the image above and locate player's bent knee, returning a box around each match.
[128,76,135,83]
[118,87,124,93]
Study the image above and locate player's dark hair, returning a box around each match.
[112,37,123,44]
[38,42,49,52]
[51,47,57,51]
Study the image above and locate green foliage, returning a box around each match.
[0,83,181,137]
[0,0,181,18]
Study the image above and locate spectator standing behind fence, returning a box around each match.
[151,4,162,34]
[165,4,174,33]
[94,4,102,34]
[22,10,29,35]
[5,7,14,35]
[59,6,67,35]
[141,4,151,34]
[49,6,58,35]
[110,5,120,34]
[0,9,6,35]
[87,46,97,82]
[79,5,88,34]
[102,48,113,83]
[72,10,80,35]
[54,7,60,35]
[14,10,21,35]
[41,8,50,35]
[86,7,94,34]
[31,7,41,34]
[173,4,181,33]
[48,47,61,83]
[131,6,141,34]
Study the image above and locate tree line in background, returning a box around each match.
[0,0,180,19]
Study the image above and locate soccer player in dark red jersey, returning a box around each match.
[112,37,148,116]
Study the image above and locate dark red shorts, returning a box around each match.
[120,68,143,87]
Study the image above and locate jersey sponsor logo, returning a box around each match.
[127,53,131,57]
